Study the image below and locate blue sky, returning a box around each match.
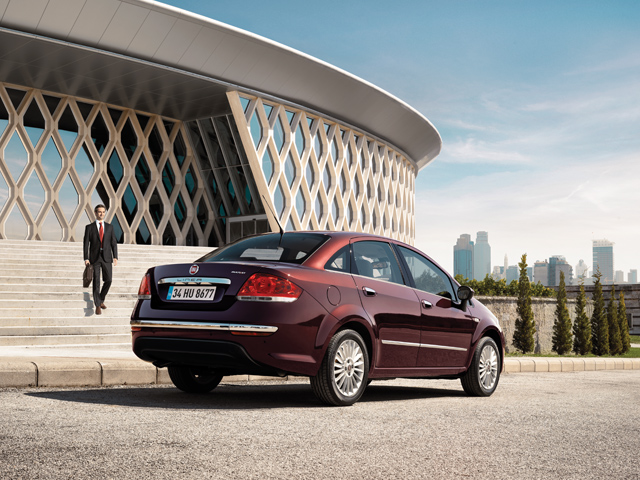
[166,0,640,277]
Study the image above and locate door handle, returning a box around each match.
[421,300,432,309]
[362,287,376,297]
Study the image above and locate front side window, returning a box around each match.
[398,246,455,299]
[198,232,328,264]
[352,241,404,285]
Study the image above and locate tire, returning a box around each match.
[168,366,223,394]
[460,337,501,397]
[311,329,369,406]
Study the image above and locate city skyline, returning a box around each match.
[165,0,640,274]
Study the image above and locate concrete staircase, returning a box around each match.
[0,239,212,349]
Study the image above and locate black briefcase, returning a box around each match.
[83,264,93,288]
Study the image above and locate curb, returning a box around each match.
[0,357,639,388]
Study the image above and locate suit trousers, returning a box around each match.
[92,257,113,307]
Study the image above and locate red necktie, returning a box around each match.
[99,222,104,245]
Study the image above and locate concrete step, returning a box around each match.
[0,325,131,336]
[0,291,138,300]
[0,277,143,287]
[0,299,136,309]
[0,307,133,318]
[0,333,130,346]
[0,316,131,327]
[0,284,140,294]
[0,266,174,276]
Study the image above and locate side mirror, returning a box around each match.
[457,285,474,311]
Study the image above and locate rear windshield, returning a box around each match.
[197,233,329,264]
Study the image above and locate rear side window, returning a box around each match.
[398,246,455,299]
[325,246,350,273]
[352,241,404,285]
[198,233,328,264]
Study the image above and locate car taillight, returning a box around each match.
[138,273,152,299]
[237,273,302,302]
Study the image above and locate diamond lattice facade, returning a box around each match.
[0,0,441,247]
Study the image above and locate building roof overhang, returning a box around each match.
[0,0,441,170]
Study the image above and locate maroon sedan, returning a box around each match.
[132,231,504,406]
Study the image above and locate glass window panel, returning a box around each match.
[227,178,235,201]
[360,206,366,227]
[347,202,353,228]
[111,214,124,243]
[136,113,150,132]
[24,99,45,148]
[187,121,211,171]
[58,105,78,153]
[6,88,26,110]
[398,246,454,299]
[360,149,367,170]
[324,123,330,134]
[41,208,62,241]
[135,217,151,245]
[325,245,350,273]
[323,165,331,192]
[24,171,45,219]
[162,162,175,196]
[134,154,151,195]
[122,185,138,225]
[315,195,324,224]
[42,95,61,116]
[373,210,379,230]
[149,188,163,227]
[5,205,28,239]
[249,112,262,149]
[42,138,62,186]
[121,118,137,161]
[174,193,187,229]
[347,144,354,167]
[274,183,284,217]
[0,97,8,136]
[163,222,176,245]
[91,111,109,157]
[352,176,360,198]
[185,165,197,199]
[107,149,123,189]
[92,179,110,210]
[224,115,246,165]
[294,125,305,156]
[284,152,296,187]
[239,96,250,113]
[173,130,187,167]
[352,241,404,285]
[201,118,225,169]
[214,117,241,166]
[262,148,274,184]
[75,143,95,188]
[163,120,175,135]
[314,132,322,159]
[274,115,285,154]
[331,138,338,165]
[76,101,94,121]
[285,110,294,124]
[331,197,339,221]
[295,189,305,218]
[340,170,346,192]
[59,174,79,221]
[148,124,163,164]
[263,103,273,119]
[108,108,122,127]
[305,161,315,189]
[196,197,208,230]
[5,132,29,181]
[0,171,8,212]
[186,224,197,246]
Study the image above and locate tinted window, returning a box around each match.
[398,246,455,299]
[325,245,350,273]
[352,241,404,285]
[198,233,328,264]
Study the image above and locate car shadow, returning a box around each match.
[25,382,466,410]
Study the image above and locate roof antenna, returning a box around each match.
[262,195,285,246]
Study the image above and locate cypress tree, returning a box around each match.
[618,292,631,354]
[572,278,592,355]
[513,254,536,353]
[552,271,573,355]
[590,269,609,356]
[607,284,622,355]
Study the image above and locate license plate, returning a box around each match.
[167,286,217,301]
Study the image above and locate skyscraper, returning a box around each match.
[473,231,491,280]
[454,234,474,280]
[575,260,589,280]
[548,255,573,286]
[630,270,638,284]
[615,271,625,284]
[593,239,614,283]
[534,260,549,286]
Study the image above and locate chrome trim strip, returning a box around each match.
[237,296,298,303]
[381,339,467,352]
[130,320,278,333]
[158,277,231,285]
[381,340,422,348]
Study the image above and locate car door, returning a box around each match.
[350,240,422,368]
[396,245,478,368]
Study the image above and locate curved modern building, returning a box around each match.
[0,0,441,247]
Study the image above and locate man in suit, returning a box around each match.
[83,204,118,315]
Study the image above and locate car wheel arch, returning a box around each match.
[468,328,504,372]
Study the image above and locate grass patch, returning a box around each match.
[630,335,640,343]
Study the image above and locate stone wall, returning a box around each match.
[478,296,593,354]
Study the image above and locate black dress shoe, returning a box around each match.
[100,303,107,309]
[96,306,102,315]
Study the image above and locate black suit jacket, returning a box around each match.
[83,222,118,264]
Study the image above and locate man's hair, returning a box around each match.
[94,204,106,213]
